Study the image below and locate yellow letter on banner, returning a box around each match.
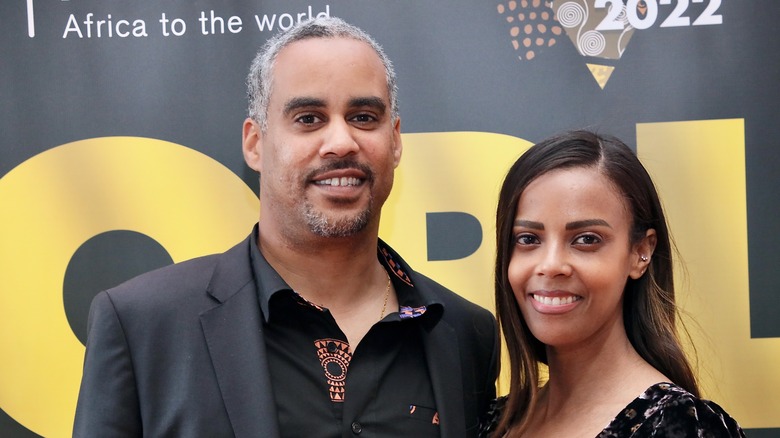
[0,133,528,435]
[5,126,776,434]
[380,132,532,312]
[0,138,259,437]
[637,119,779,428]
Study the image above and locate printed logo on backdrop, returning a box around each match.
[23,0,332,39]
[496,0,723,88]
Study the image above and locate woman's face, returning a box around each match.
[507,166,653,351]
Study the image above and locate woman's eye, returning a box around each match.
[573,234,601,245]
[515,234,539,245]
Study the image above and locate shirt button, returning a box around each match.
[327,342,338,353]
[351,421,362,434]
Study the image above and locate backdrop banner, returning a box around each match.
[1,1,778,436]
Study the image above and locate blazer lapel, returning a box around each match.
[200,239,281,438]
[421,316,466,438]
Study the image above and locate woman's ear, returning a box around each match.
[629,229,657,279]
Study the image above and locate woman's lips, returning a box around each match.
[528,291,582,314]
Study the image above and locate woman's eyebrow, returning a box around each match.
[514,219,544,230]
[565,219,611,230]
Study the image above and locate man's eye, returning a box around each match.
[296,114,320,124]
[515,234,539,245]
[351,114,377,123]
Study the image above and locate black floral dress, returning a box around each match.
[480,383,745,437]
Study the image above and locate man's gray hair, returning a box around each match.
[247,17,399,131]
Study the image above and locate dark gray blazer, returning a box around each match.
[73,235,498,437]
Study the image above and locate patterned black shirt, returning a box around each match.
[480,383,745,438]
[250,228,442,438]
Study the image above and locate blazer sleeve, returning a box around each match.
[73,291,142,437]
[480,309,499,413]
[486,314,499,399]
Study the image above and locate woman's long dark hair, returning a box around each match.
[493,130,699,436]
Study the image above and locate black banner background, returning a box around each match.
[1,1,778,435]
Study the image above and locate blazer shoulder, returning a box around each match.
[102,236,253,313]
[413,270,494,318]
[106,253,220,301]
[409,270,497,344]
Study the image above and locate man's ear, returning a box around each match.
[391,117,403,168]
[629,228,657,280]
[242,118,262,172]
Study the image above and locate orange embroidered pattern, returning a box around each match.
[314,338,352,402]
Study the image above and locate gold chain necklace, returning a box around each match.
[378,272,391,320]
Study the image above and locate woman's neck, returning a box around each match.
[522,329,669,437]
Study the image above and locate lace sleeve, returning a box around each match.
[651,397,746,438]
[478,396,508,438]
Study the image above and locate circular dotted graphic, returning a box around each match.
[497,0,562,60]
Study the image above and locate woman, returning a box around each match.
[483,131,744,437]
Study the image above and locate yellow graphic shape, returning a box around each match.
[0,132,529,435]
[638,119,778,428]
[0,137,258,437]
[2,127,776,433]
[587,63,614,89]
[381,132,533,312]
[381,132,531,395]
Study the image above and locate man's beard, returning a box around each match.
[302,197,373,237]
[300,159,376,237]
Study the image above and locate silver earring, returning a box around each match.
[640,255,649,262]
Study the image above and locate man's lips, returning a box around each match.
[314,176,363,187]
[312,170,366,187]
[306,160,374,189]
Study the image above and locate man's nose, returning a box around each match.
[320,120,359,157]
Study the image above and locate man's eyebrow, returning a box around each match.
[514,219,544,230]
[282,96,387,116]
[283,97,326,116]
[565,219,611,230]
[348,96,386,114]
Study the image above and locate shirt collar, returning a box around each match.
[249,224,442,322]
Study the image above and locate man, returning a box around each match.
[74,17,498,437]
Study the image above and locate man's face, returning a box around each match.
[243,37,402,242]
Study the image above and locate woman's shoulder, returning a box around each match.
[600,382,746,438]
